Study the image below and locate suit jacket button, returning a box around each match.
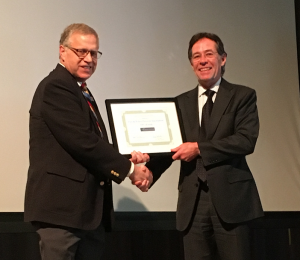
[194,183,199,187]
[100,181,105,186]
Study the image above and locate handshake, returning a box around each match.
[128,151,152,192]
[126,142,199,192]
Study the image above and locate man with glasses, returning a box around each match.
[145,32,263,260]
[24,23,152,260]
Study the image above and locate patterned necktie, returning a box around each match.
[198,89,215,182]
[81,82,103,138]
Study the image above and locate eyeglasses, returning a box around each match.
[66,46,102,59]
[191,51,218,61]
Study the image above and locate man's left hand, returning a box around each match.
[171,142,200,162]
[130,151,150,164]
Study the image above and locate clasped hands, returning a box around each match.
[129,151,152,192]
[128,143,199,192]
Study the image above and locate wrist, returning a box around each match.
[127,162,135,177]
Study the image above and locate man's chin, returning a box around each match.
[76,74,92,82]
[198,78,215,89]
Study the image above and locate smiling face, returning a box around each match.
[190,38,226,89]
[59,32,99,82]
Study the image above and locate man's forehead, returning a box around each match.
[70,32,98,41]
[68,33,99,48]
[192,39,217,52]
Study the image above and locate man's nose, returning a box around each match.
[198,54,208,64]
[84,51,93,62]
[200,60,208,65]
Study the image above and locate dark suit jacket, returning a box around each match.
[147,78,264,231]
[24,64,131,231]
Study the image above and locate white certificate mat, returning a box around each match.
[106,98,185,155]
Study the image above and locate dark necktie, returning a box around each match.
[198,89,215,182]
[81,82,103,138]
[200,89,215,139]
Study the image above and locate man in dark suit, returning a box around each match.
[145,32,263,260]
[24,23,152,260]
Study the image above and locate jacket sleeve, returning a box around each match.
[146,155,174,186]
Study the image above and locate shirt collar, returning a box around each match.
[58,63,82,87]
[198,78,221,97]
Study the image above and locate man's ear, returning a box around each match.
[59,45,66,62]
[221,53,227,67]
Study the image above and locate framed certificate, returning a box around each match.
[105,98,185,156]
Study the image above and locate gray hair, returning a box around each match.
[59,23,99,46]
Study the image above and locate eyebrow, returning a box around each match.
[192,49,215,55]
[193,49,215,53]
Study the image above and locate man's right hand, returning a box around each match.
[129,164,153,192]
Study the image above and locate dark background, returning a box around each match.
[1,212,300,260]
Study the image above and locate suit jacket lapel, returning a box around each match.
[184,86,199,141]
[56,64,109,141]
[87,89,109,141]
[207,78,234,139]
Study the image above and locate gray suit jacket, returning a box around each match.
[147,78,264,231]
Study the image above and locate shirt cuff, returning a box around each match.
[127,162,134,177]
